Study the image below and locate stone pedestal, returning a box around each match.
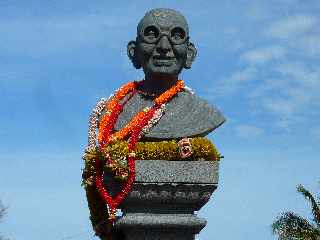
[115,160,219,240]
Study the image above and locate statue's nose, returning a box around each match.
[156,36,171,54]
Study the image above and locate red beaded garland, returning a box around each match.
[95,106,158,222]
[94,80,184,225]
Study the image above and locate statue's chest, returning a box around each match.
[113,92,224,139]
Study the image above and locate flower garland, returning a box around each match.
[98,80,184,147]
[103,104,166,181]
[84,80,185,227]
[83,137,221,184]
[95,105,159,220]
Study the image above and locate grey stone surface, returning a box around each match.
[117,213,206,229]
[120,183,217,213]
[117,229,197,240]
[115,91,225,139]
[134,160,219,183]
[113,160,219,240]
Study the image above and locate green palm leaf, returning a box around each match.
[297,185,320,226]
[272,212,320,240]
[0,201,9,240]
[0,201,7,223]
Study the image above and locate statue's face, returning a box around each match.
[136,9,190,76]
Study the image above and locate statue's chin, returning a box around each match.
[146,70,179,78]
[144,63,183,77]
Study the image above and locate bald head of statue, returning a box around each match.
[127,8,197,82]
[114,8,225,139]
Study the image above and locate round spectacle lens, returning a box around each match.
[141,26,187,45]
[143,26,159,43]
[170,27,186,44]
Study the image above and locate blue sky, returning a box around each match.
[0,1,320,240]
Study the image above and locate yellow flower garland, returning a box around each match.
[82,137,221,186]
[105,137,221,161]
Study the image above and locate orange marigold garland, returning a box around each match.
[84,79,185,232]
[154,79,184,105]
[98,80,185,147]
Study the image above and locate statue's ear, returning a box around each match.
[127,41,141,69]
[184,42,197,69]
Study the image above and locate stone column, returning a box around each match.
[115,160,219,240]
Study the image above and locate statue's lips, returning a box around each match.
[152,56,174,66]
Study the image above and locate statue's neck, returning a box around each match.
[141,74,179,95]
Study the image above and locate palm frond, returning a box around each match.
[297,185,320,225]
[0,201,8,240]
[0,201,7,222]
[272,212,320,240]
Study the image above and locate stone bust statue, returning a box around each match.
[82,8,226,240]
[114,8,225,139]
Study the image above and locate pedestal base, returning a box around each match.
[114,160,219,240]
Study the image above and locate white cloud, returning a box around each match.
[240,46,286,65]
[234,124,264,139]
[234,60,319,131]
[300,34,320,56]
[285,87,311,104]
[209,67,257,96]
[248,78,290,99]
[264,14,318,39]
[253,61,320,128]
[0,14,135,56]
[218,12,320,131]
[245,2,270,21]
[228,67,257,83]
[263,14,320,58]
[275,62,320,88]
[311,126,320,142]
[262,98,296,117]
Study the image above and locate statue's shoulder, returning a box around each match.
[151,90,225,138]
[114,90,226,139]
